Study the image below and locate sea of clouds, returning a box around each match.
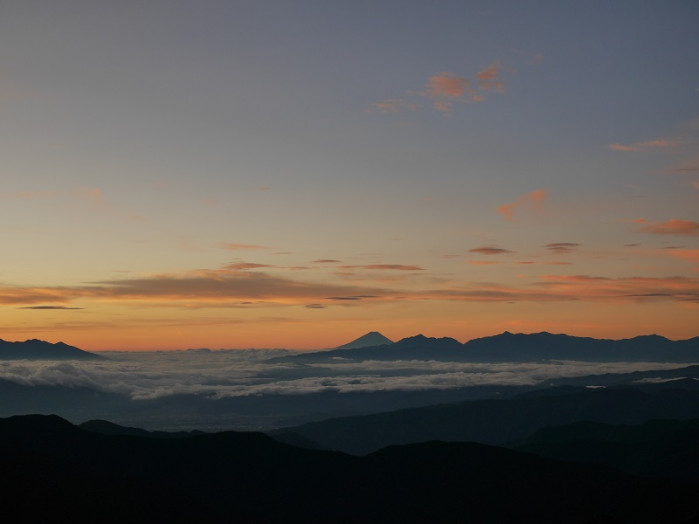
[0,350,687,400]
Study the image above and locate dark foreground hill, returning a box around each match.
[0,338,103,360]
[1,414,698,523]
[513,418,699,480]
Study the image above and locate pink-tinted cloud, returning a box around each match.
[667,249,699,264]
[476,62,505,92]
[635,218,699,236]
[426,73,470,98]
[468,246,514,255]
[497,188,550,221]
[376,61,515,114]
[606,138,683,152]
[417,73,475,112]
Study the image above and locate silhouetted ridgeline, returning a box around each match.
[270,331,699,363]
[1,414,698,523]
[0,338,103,360]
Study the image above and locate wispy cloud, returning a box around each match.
[667,155,699,175]
[219,243,272,251]
[18,305,85,310]
[0,267,393,309]
[536,274,699,302]
[545,243,580,254]
[415,275,696,304]
[224,262,275,270]
[339,264,424,271]
[606,138,684,152]
[497,188,549,221]
[468,246,514,255]
[467,260,500,266]
[1,263,697,310]
[635,218,699,236]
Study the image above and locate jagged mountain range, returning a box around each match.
[274,331,699,363]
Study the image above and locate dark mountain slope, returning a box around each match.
[277,384,699,455]
[512,418,699,480]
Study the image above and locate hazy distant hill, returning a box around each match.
[2,414,698,523]
[273,331,699,363]
[0,339,103,360]
[335,331,393,349]
[277,381,699,455]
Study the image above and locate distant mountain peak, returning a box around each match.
[0,339,103,360]
[336,332,393,350]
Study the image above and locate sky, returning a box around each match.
[1,1,698,350]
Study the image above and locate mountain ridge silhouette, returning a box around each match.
[272,331,699,363]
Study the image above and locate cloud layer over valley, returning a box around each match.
[0,350,686,401]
